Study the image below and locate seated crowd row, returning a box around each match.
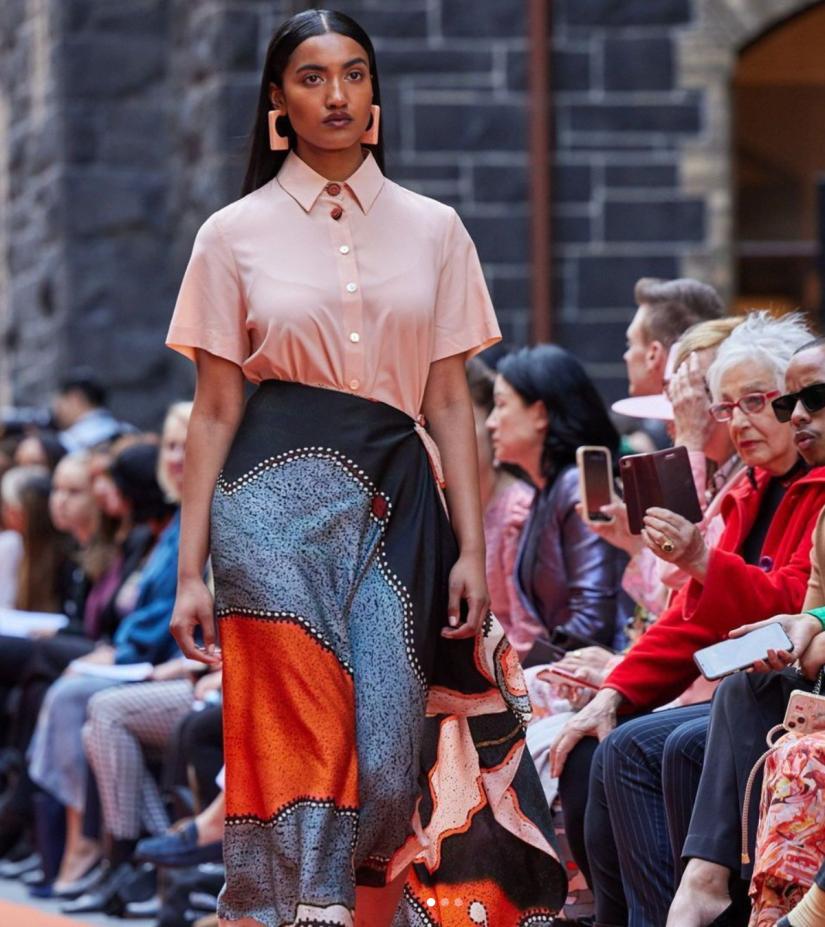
[1,281,825,927]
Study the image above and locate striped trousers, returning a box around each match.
[560,703,711,927]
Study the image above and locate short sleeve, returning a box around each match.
[165,214,249,368]
[432,210,501,362]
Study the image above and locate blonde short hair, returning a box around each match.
[672,316,744,373]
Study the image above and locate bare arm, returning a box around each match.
[171,350,245,664]
[422,354,489,639]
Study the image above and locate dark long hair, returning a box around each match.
[241,9,385,196]
[497,345,620,484]
[16,473,67,612]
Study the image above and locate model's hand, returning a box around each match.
[729,613,822,673]
[799,632,825,681]
[670,353,715,452]
[442,552,490,640]
[642,507,708,579]
[549,687,623,778]
[576,501,643,556]
[170,577,222,666]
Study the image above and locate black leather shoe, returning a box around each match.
[52,858,105,900]
[59,861,156,917]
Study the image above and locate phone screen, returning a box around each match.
[694,623,793,680]
[584,450,612,520]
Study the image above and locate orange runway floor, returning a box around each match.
[0,899,98,926]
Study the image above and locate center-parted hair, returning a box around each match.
[497,345,619,483]
[242,9,385,196]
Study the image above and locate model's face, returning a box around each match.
[783,345,825,467]
[270,32,374,156]
[718,361,794,474]
[623,304,665,396]
[49,458,97,540]
[486,375,546,473]
[159,416,187,501]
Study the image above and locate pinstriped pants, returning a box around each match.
[82,680,194,840]
[560,703,711,927]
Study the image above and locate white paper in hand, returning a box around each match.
[0,608,69,638]
[70,661,154,682]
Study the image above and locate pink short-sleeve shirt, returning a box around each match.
[166,151,501,420]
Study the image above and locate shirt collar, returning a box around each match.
[276,150,384,214]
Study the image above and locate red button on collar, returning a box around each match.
[330,206,343,220]
[326,183,342,196]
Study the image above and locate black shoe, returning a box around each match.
[52,858,106,900]
[59,861,156,917]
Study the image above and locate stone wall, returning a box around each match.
[2,0,823,423]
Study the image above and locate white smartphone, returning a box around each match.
[576,446,614,524]
[783,690,825,735]
[693,623,794,681]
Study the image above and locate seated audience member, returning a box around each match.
[25,402,191,894]
[466,357,539,657]
[488,345,631,653]
[54,667,223,912]
[0,465,51,611]
[13,431,67,472]
[594,317,744,620]
[622,277,724,399]
[549,313,825,927]
[664,346,825,927]
[51,371,133,453]
[136,788,225,870]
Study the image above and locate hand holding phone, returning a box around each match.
[538,665,601,692]
[694,623,795,681]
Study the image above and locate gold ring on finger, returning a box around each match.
[660,537,675,553]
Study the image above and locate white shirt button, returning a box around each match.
[339,245,350,255]
[345,282,358,293]
[349,379,360,390]
[349,332,360,343]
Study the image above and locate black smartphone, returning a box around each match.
[577,446,614,523]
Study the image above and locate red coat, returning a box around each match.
[606,465,825,710]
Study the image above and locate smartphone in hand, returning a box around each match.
[577,446,614,524]
[694,623,794,681]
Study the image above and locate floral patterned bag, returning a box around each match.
[747,672,825,927]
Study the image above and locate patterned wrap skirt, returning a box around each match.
[211,381,566,927]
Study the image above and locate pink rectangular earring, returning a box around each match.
[360,105,380,145]
[268,110,290,150]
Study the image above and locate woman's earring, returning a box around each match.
[268,110,290,150]
[360,105,380,145]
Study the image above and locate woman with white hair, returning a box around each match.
[549,312,825,927]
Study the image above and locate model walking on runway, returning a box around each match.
[166,10,564,927]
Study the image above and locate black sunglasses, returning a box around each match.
[772,383,825,422]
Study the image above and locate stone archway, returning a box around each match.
[676,0,823,299]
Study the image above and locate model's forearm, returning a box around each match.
[178,406,243,581]
[425,396,485,556]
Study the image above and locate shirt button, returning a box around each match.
[349,379,360,390]
[339,245,350,255]
[349,332,360,343]
[330,206,343,220]
[345,282,358,293]
[326,183,342,196]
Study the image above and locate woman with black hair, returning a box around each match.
[488,345,631,654]
[166,9,564,927]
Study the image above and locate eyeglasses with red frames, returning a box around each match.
[709,390,780,423]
